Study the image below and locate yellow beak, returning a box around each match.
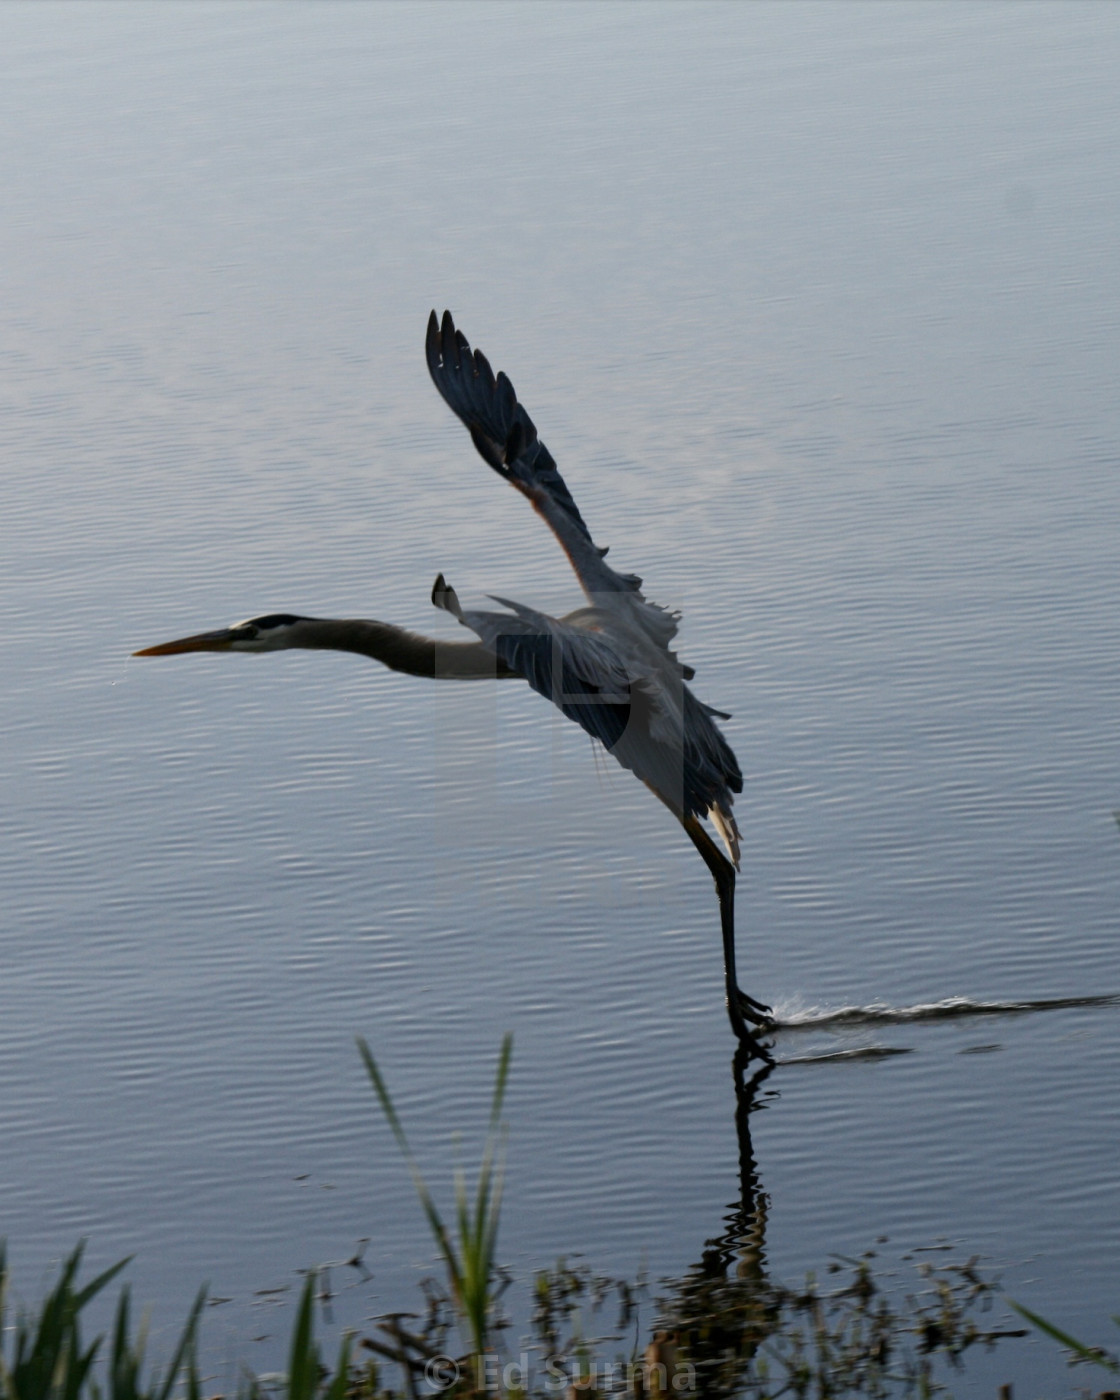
[132,627,238,657]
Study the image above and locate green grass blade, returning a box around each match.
[322,1332,354,1400]
[286,1272,320,1400]
[1010,1302,1120,1372]
[357,1038,464,1300]
[108,1286,138,1400]
[358,1033,513,1361]
[73,1254,133,1312]
[152,1287,208,1400]
[488,1034,513,1138]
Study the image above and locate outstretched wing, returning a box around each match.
[443,588,635,755]
[425,310,594,550]
[432,576,741,856]
[425,310,684,659]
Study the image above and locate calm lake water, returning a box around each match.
[2,3,1119,1393]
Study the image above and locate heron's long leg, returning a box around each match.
[682,817,774,1059]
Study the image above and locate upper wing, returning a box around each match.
[425,310,684,659]
[432,576,741,849]
[452,592,635,755]
[425,309,594,550]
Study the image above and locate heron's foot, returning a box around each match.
[736,989,776,1029]
[726,994,776,1064]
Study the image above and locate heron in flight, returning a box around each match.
[136,311,774,1059]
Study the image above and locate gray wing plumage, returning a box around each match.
[462,597,634,755]
[483,598,742,841]
[434,583,742,845]
[425,310,684,658]
[425,309,594,550]
[426,313,743,864]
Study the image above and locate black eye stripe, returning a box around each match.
[246,614,303,630]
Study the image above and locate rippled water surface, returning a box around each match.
[2,4,1119,1393]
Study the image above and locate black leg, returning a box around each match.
[683,817,775,1062]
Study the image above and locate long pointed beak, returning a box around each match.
[133,626,238,657]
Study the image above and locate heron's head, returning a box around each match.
[133,614,310,656]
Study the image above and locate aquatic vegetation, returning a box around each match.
[358,1033,512,1368]
[2,1041,1108,1398]
[0,1243,1035,1399]
[1010,1299,1120,1382]
[648,1251,1026,1399]
[0,1241,204,1400]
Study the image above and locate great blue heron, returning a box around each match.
[135,311,774,1059]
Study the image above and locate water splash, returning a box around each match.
[782,1045,915,1066]
[771,993,1119,1033]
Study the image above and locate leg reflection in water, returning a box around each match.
[646,1053,775,1398]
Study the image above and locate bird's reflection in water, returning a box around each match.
[359,1049,1017,1395]
[648,1053,776,1398]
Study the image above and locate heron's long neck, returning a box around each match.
[291,618,514,680]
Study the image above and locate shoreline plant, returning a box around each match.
[3,1039,1115,1398]
[358,1032,512,1374]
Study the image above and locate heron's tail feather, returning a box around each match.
[710,804,741,870]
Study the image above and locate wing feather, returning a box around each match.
[437,588,742,842]
[426,310,684,657]
[424,315,743,862]
[459,598,633,754]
